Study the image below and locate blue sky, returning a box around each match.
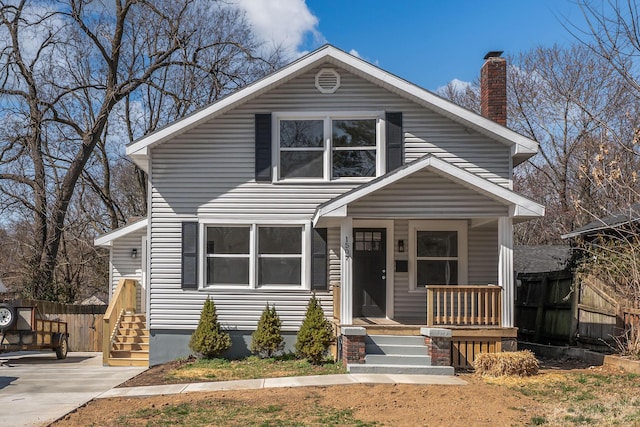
[238,0,590,91]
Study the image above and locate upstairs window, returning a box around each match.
[275,113,381,181]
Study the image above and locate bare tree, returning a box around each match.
[0,0,281,301]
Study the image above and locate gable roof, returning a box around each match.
[561,204,640,239]
[94,218,148,247]
[126,45,538,172]
[312,155,545,225]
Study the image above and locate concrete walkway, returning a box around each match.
[0,351,145,427]
[99,373,467,399]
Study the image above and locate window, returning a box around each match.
[409,221,468,290]
[206,227,250,286]
[204,225,304,288]
[276,113,381,181]
[258,227,302,286]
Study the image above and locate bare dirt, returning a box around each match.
[53,358,615,427]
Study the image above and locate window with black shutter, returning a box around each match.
[181,222,199,289]
[311,228,328,290]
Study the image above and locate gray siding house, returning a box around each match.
[97,46,544,368]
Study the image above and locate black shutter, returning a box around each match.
[181,222,198,289]
[386,112,403,171]
[255,113,272,182]
[311,228,328,291]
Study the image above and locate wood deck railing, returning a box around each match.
[426,285,502,327]
[102,279,138,365]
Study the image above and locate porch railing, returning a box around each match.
[102,278,138,365]
[426,285,502,327]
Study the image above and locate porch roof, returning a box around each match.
[312,155,544,225]
[94,218,148,247]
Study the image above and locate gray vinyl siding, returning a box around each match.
[348,170,508,218]
[392,220,499,321]
[148,63,511,330]
[468,224,499,284]
[110,231,145,295]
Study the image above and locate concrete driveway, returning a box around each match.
[0,351,146,427]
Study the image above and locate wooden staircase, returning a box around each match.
[106,312,149,367]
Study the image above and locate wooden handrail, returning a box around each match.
[103,279,138,365]
[426,285,502,327]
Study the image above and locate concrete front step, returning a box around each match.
[365,354,432,366]
[365,335,426,346]
[347,364,455,375]
[365,343,428,356]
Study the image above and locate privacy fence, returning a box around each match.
[11,298,106,352]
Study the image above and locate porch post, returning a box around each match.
[498,216,514,327]
[340,217,353,324]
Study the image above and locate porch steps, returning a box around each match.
[347,334,454,375]
[107,313,149,367]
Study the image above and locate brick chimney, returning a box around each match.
[480,51,507,126]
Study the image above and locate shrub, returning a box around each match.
[189,297,231,358]
[295,294,334,364]
[473,350,539,377]
[251,303,284,358]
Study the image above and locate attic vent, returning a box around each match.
[315,68,340,93]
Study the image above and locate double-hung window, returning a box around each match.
[205,224,304,288]
[276,113,381,181]
[409,221,468,290]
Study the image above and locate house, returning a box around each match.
[96,46,544,370]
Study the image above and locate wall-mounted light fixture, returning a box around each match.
[131,248,138,259]
[398,239,405,252]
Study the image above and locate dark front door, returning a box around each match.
[353,228,386,317]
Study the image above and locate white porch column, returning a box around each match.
[340,217,353,325]
[498,216,514,328]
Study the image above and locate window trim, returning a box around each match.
[198,220,310,290]
[272,111,385,183]
[408,220,468,292]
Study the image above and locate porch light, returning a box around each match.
[131,248,138,259]
[398,239,405,252]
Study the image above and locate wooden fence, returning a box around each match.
[515,272,628,350]
[12,298,106,352]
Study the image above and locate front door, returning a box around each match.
[353,228,386,317]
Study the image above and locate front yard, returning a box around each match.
[54,357,640,426]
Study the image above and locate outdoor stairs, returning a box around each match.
[347,335,454,375]
[107,312,149,367]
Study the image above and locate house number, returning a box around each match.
[344,236,351,258]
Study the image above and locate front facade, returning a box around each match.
[97,46,544,367]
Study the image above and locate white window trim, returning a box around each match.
[408,220,468,292]
[272,111,385,183]
[198,220,310,290]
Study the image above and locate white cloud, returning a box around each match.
[235,0,322,57]
[443,78,474,93]
[349,49,360,58]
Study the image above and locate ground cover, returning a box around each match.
[54,358,640,426]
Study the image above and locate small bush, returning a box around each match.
[473,350,539,377]
[189,297,231,358]
[251,303,284,358]
[295,294,334,364]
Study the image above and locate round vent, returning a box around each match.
[315,68,340,94]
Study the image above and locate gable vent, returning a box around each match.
[315,68,340,93]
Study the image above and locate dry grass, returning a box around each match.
[473,350,539,377]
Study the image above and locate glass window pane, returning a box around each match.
[259,227,302,254]
[207,258,249,285]
[332,119,376,147]
[207,227,249,254]
[417,260,458,286]
[280,120,324,148]
[259,258,301,285]
[280,151,324,178]
[417,231,458,257]
[333,150,376,178]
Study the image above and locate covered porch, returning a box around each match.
[312,156,543,369]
